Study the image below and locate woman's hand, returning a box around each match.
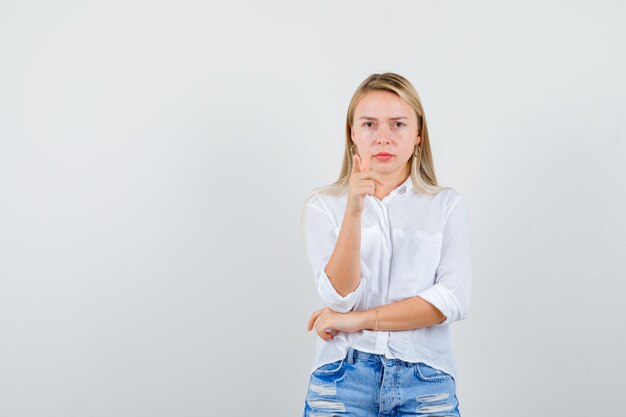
[307,307,364,341]
[346,153,384,216]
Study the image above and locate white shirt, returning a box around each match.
[301,175,472,381]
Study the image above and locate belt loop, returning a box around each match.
[347,346,355,364]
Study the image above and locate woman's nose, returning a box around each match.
[378,128,390,143]
[377,126,391,143]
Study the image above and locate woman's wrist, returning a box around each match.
[344,205,362,219]
[355,308,378,331]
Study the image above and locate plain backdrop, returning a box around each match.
[1,1,625,416]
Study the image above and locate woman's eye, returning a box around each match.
[363,122,373,127]
[395,122,405,127]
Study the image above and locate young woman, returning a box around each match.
[300,73,472,416]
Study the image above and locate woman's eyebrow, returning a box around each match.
[358,116,409,121]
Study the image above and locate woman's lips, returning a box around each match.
[374,154,393,161]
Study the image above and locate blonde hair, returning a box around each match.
[304,72,450,205]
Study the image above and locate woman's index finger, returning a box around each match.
[352,154,361,173]
[361,153,371,172]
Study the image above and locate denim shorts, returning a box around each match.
[303,346,461,417]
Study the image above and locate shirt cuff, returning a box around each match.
[417,282,463,326]
[316,263,367,313]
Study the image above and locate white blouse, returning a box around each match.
[301,175,473,381]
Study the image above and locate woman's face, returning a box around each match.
[351,90,420,175]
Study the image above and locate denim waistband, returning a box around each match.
[345,346,414,366]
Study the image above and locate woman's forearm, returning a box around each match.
[355,296,447,331]
[324,208,362,297]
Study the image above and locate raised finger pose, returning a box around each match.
[301,72,472,417]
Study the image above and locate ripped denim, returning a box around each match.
[303,346,462,417]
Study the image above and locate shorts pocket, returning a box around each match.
[413,362,453,383]
[313,358,346,376]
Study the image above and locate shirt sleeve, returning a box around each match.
[301,196,367,313]
[417,194,473,326]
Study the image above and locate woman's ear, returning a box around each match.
[416,135,421,146]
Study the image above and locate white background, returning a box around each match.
[1,1,625,416]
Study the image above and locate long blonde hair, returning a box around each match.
[304,73,450,205]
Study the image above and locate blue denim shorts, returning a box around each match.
[303,346,461,417]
